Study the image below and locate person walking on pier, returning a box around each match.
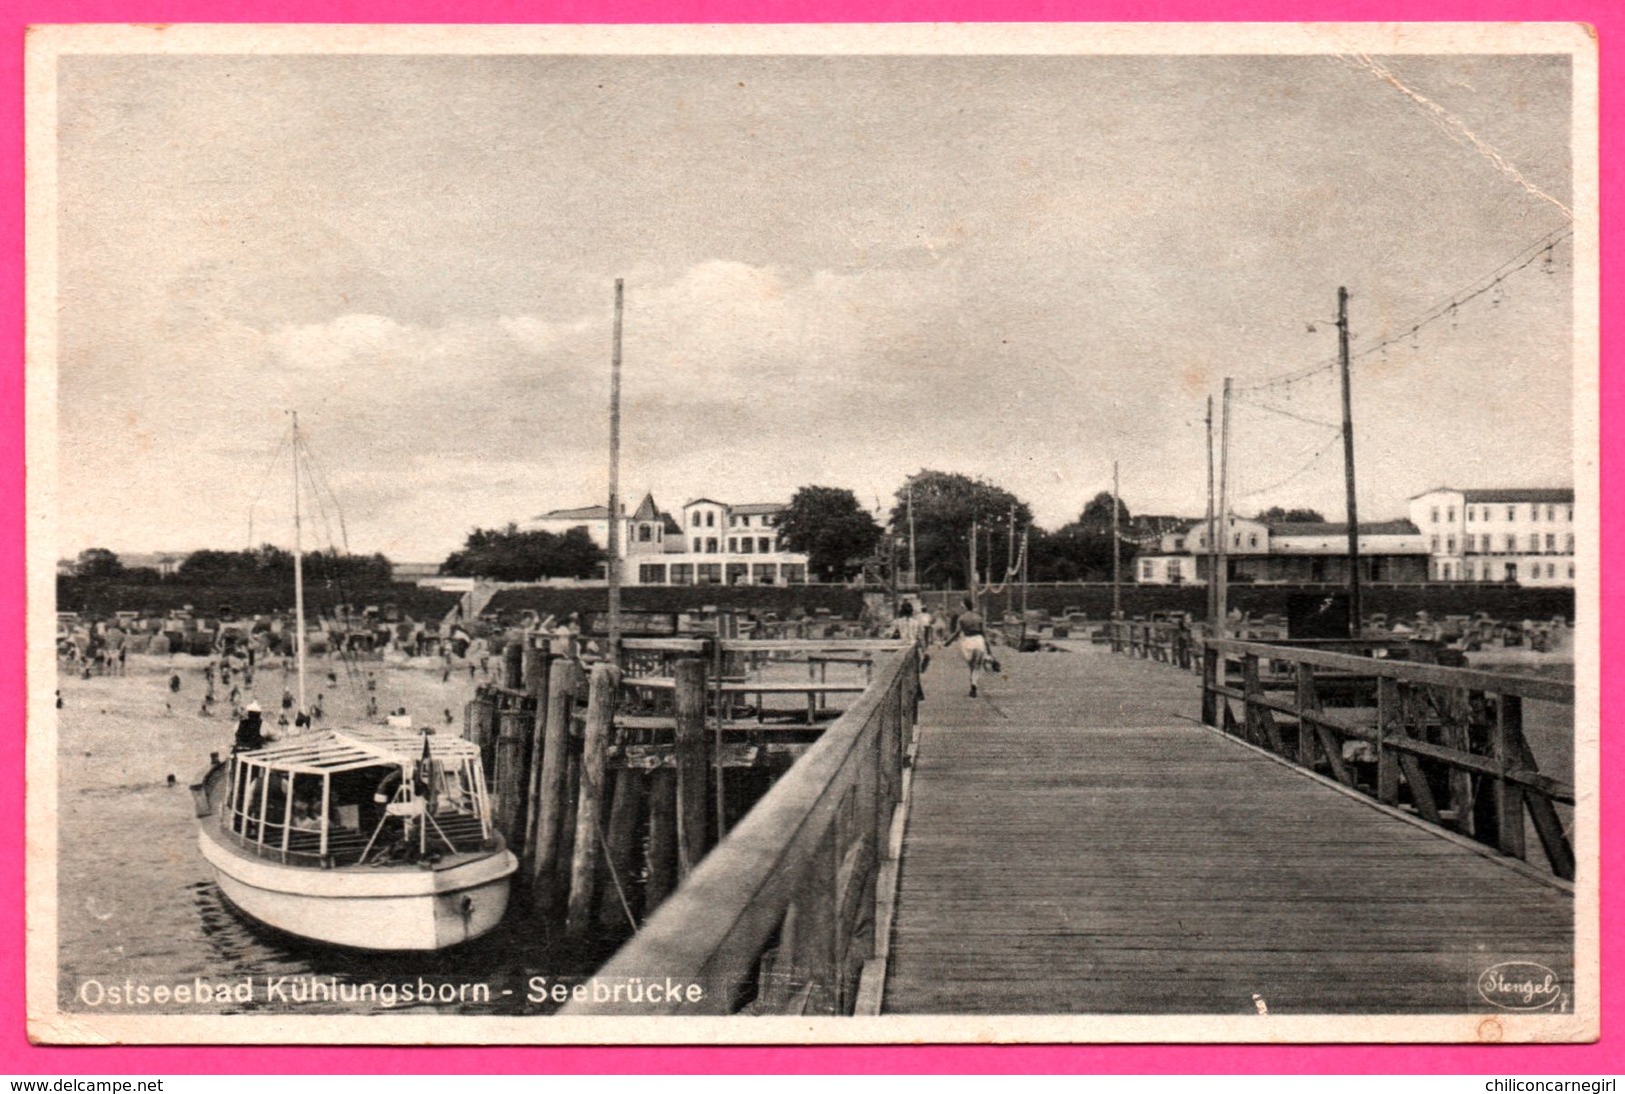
[944,596,988,698]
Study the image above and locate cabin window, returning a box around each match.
[697,563,722,584]
[752,563,777,584]
[670,564,693,585]
[639,564,666,584]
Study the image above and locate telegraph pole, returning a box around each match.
[1111,460,1121,619]
[1204,395,1216,629]
[1337,286,1362,637]
[907,481,918,587]
[606,279,624,647]
[1215,379,1232,637]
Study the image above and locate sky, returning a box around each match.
[51,45,1578,563]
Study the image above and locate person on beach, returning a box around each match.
[168,672,181,694]
[942,597,988,698]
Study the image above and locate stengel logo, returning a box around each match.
[1477,961,1563,1010]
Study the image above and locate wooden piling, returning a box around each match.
[502,641,524,690]
[530,656,580,918]
[518,642,554,881]
[597,767,645,930]
[492,706,531,840]
[566,663,619,938]
[521,641,546,697]
[674,655,710,877]
[645,768,678,911]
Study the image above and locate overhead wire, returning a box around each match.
[1229,222,1572,395]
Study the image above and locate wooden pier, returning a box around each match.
[881,641,1574,1014]
[562,627,1575,1017]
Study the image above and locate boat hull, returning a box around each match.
[199,827,518,951]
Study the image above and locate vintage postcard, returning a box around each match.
[25,22,1599,1045]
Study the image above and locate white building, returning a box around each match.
[1136,515,1428,584]
[1407,487,1575,586]
[643,498,809,586]
[527,494,810,586]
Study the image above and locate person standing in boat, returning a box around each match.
[234,702,266,752]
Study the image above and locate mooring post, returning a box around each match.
[644,767,679,911]
[673,654,710,877]
[597,766,645,929]
[517,640,555,882]
[502,640,524,690]
[531,655,580,918]
[565,662,619,938]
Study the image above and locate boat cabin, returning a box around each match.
[216,727,497,868]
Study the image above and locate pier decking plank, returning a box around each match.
[881,644,1574,1015]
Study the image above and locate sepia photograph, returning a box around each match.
[24,22,1598,1045]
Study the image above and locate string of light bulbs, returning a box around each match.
[1230,221,1572,395]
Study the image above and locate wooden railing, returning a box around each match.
[1201,638,1575,882]
[561,645,921,1015]
[1107,619,1204,669]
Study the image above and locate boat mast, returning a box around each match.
[291,411,307,719]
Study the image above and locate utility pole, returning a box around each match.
[1111,460,1121,620]
[606,279,624,648]
[1205,395,1216,629]
[290,411,306,718]
[1006,504,1017,624]
[907,481,917,588]
[1337,285,1362,637]
[1215,379,1232,637]
[968,520,979,614]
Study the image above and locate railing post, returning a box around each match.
[1491,693,1527,861]
[1201,645,1219,727]
[1376,676,1401,806]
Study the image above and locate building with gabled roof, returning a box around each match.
[523,493,810,585]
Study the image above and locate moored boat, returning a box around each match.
[194,725,517,951]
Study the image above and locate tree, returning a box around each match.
[440,524,605,582]
[887,471,1033,589]
[1257,506,1327,524]
[779,486,883,583]
[73,548,124,578]
[1026,492,1141,582]
[1078,491,1131,532]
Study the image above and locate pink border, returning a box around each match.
[2,3,1615,1076]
